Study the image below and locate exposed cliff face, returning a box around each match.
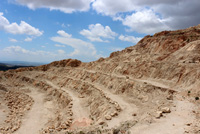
[0,25,200,134]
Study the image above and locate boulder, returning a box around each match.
[161,107,171,113]
[155,111,163,118]
[105,115,112,120]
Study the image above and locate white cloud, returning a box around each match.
[9,38,18,43]
[92,0,139,16]
[5,21,43,36]
[0,12,43,36]
[92,0,200,34]
[55,44,65,47]
[80,23,117,42]
[24,37,32,42]
[57,30,72,38]
[15,0,93,13]
[0,12,9,29]
[119,35,142,44]
[3,46,29,53]
[51,30,100,60]
[0,46,67,62]
[122,9,170,34]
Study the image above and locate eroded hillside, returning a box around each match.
[1,25,200,134]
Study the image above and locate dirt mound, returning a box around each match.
[1,25,200,133]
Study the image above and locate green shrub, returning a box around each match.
[79,131,85,134]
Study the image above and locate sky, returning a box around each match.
[0,0,200,63]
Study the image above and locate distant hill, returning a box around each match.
[0,63,34,71]
[0,61,46,66]
[0,61,46,71]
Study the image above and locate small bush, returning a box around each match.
[195,97,199,100]
[113,129,120,134]
[188,91,191,94]
[79,131,85,134]
[97,130,101,134]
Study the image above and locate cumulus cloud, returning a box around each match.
[119,35,142,44]
[0,13,9,29]
[80,23,117,42]
[24,37,32,42]
[15,0,93,13]
[0,12,43,36]
[92,0,200,34]
[51,30,100,60]
[57,30,72,38]
[4,21,43,36]
[122,9,170,34]
[9,38,18,43]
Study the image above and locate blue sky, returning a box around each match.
[0,0,200,63]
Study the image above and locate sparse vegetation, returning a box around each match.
[113,129,120,134]
[79,131,85,134]
[187,91,191,96]
[195,97,199,100]
[97,129,102,134]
